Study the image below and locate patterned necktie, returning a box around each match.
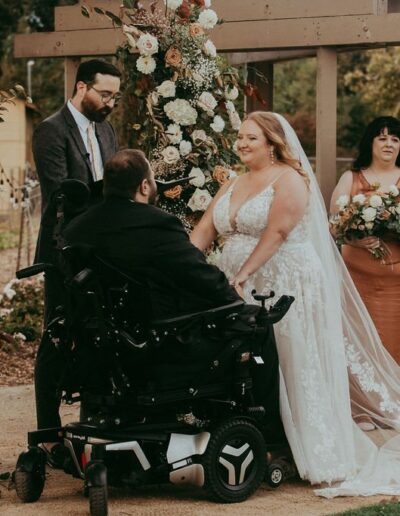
[87,122,102,181]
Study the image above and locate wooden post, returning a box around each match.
[316,47,337,208]
[64,57,81,101]
[246,61,274,113]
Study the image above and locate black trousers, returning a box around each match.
[34,270,66,429]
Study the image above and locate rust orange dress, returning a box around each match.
[342,172,400,363]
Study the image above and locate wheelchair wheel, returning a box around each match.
[266,463,284,488]
[89,485,108,516]
[202,418,267,503]
[14,469,45,503]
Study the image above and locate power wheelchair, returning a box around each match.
[13,181,294,516]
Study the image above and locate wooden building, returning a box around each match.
[13,0,400,204]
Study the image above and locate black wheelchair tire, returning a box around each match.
[89,485,108,516]
[266,463,284,488]
[202,418,267,503]
[14,469,45,503]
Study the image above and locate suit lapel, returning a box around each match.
[61,104,93,177]
[95,121,112,164]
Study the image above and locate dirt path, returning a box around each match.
[0,385,395,516]
[0,247,19,292]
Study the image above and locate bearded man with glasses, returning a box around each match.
[32,60,121,462]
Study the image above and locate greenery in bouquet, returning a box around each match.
[85,0,245,227]
[330,185,400,260]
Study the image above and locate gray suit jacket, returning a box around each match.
[33,104,118,262]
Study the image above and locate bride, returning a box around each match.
[190,111,400,497]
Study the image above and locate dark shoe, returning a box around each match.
[40,443,68,469]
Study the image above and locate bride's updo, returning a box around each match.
[246,111,308,181]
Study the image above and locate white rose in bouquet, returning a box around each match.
[389,184,400,196]
[352,193,366,204]
[164,0,183,10]
[362,207,377,222]
[179,140,192,156]
[136,55,156,74]
[225,100,235,113]
[191,129,208,145]
[157,80,176,98]
[161,145,181,164]
[164,99,198,126]
[166,123,183,144]
[369,194,383,208]
[224,85,239,101]
[189,167,206,187]
[203,39,217,57]
[210,115,225,133]
[197,91,218,114]
[204,0,212,7]
[198,9,218,29]
[188,188,213,212]
[365,222,374,230]
[137,33,159,56]
[336,194,349,210]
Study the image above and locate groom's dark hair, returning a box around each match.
[103,149,151,199]
[72,59,121,96]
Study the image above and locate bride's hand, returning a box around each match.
[230,270,250,297]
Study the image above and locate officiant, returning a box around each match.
[33,59,121,439]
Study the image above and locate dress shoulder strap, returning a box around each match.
[351,171,372,196]
[269,170,289,188]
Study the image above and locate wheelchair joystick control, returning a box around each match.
[251,289,275,325]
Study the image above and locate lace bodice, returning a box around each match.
[213,181,310,246]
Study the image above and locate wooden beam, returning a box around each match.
[64,57,81,100]
[246,62,274,113]
[316,47,337,207]
[14,13,400,57]
[228,50,316,65]
[54,0,385,31]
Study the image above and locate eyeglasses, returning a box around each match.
[89,85,122,105]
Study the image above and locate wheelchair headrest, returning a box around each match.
[60,179,90,213]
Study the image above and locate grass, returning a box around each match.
[330,501,400,515]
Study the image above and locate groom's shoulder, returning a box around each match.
[142,203,184,229]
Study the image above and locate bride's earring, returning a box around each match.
[269,147,275,165]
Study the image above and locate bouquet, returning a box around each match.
[329,185,400,260]
[84,0,250,226]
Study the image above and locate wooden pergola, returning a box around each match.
[14,0,400,204]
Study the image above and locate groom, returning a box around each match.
[64,149,286,447]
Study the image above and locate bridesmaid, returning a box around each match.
[330,116,400,364]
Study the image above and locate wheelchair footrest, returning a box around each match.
[28,428,64,446]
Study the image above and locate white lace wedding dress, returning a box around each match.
[211,114,400,497]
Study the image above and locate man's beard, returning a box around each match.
[81,95,112,122]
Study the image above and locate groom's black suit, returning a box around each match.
[64,196,240,318]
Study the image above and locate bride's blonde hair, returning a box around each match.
[245,111,308,182]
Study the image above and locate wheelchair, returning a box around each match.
[13,183,294,515]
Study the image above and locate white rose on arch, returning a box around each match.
[198,9,218,29]
[164,99,198,126]
[163,0,183,10]
[166,123,183,144]
[179,140,192,156]
[229,110,242,131]
[203,39,217,58]
[224,85,239,101]
[136,55,156,74]
[362,207,377,222]
[210,115,225,133]
[137,33,159,56]
[369,195,383,208]
[189,167,206,187]
[188,188,213,212]
[197,92,218,115]
[161,145,181,164]
[157,80,176,98]
[191,129,208,145]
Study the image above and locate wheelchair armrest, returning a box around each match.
[16,263,54,279]
[151,299,244,328]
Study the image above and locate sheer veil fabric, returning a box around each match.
[274,113,400,497]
